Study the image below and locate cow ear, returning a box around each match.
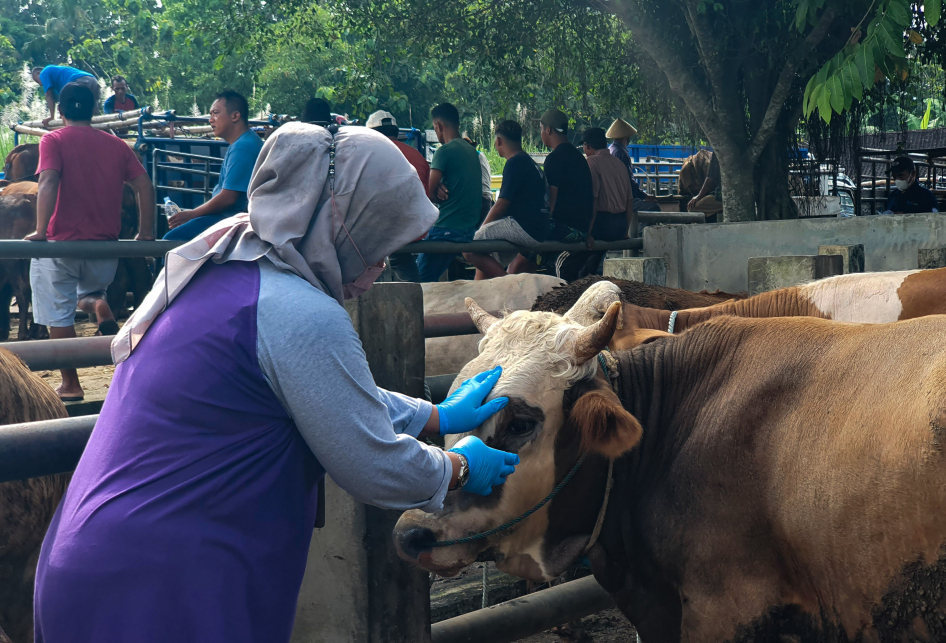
[568,378,642,459]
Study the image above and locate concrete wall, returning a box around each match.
[643,213,946,293]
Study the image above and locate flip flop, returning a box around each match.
[60,396,84,402]
[98,320,120,336]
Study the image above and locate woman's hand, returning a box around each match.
[449,436,519,495]
[436,366,508,435]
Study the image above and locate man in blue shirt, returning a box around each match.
[32,65,101,127]
[883,156,939,215]
[165,90,264,241]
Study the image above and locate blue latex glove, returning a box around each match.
[437,366,509,435]
[449,436,519,496]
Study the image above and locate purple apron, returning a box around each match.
[35,260,322,642]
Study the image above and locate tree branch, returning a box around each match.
[746,6,838,163]
[681,0,744,129]
[594,0,742,153]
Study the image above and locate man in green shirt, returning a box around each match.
[416,103,483,281]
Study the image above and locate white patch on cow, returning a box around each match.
[801,270,919,323]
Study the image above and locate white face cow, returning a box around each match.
[394,295,643,582]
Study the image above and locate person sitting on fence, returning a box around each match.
[463,120,550,280]
[33,123,516,642]
[687,150,723,221]
[24,83,154,402]
[416,103,482,281]
[463,135,495,224]
[883,156,939,215]
[32,65,102,127]
[581,127,633,276]
[103,75,139,114]
[367,109,430,282]
[606,118,661,219]
[164,90,263,241]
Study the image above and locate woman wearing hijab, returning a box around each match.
[33,123,517,642]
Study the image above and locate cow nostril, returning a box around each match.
[398,527,437,559]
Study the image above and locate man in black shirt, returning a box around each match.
[884,156,939,214]
[536,108,594,279]
[464,120,551,280]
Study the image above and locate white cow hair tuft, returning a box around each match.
[476,310,598,389]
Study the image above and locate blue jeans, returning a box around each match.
[415,227,476,282]
[163,213,232,242]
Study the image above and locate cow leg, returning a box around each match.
[127,257,153,310]
[106,261,130,320]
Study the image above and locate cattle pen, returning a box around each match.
[0,237,648,643]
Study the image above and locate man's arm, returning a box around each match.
[42,89,56,127]
[548,185,559,215]
[128,174,156,240]
[26,170,60,241]
[167,189,240,229]
[687,177,715,211]
[482,198,511,225]
[428,168,445,203]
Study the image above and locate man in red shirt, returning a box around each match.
[367,109,430,282]
[26,82,155,402]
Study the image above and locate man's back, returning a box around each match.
[37,126,146,240]
[499,151,550,242]
[430,138,481,230]
[393,139,430,190]
[587,152,631,213]
[39,66,93,98]
[544,142,592,232]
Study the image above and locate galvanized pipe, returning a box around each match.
[426,374,458,404]
[0,415,96,483]
[430,575,615,643]
[398,238,643,254]
[424,309,504,338]
[2,336,114,371]
[638,212,705,224]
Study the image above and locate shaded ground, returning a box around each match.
[516,609,637,643]
[9,315,116,401]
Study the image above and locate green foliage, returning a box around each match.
[801,0,942,122]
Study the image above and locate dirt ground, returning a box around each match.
[9,315,117,400]
[517,609,637,643]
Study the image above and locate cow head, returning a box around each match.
[394,295,643,581]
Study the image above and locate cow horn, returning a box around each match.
[466,298,500,334]
[573,301,621,363]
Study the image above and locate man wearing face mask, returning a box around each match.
[33,124,518,643]
[883,156,939,215]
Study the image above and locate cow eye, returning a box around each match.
[506,419,536,436]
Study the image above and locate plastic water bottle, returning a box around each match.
[163,196,181,218]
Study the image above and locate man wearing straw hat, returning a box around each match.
[606,118,661,219]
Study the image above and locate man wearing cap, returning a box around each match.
[32,65,101,127]
[883,156,938,215]
[26,82,155,402]
[607,118,661,217]
[581,127,633,275]
[368,109,431,281]
[537,109,594,279]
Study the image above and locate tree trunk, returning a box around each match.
[717,151,756,222]
[754,137,799,220]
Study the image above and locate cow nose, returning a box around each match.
[397,527,437,560]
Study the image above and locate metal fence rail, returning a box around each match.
[0,415,96,483]
[0,238,644,259]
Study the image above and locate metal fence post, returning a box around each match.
[346,282,431,643]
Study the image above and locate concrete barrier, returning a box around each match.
[748,255,843,295]
[643,213,946,292]
[602,257,667,285]
[818,244,864,274]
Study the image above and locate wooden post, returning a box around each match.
[292,283,429,643]
[346,283,431,643]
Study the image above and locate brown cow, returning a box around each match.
[395,296,946,642]
[0,349,69,643]
[530,274,743,315]
[0,194,44,341]
[2,145,40,183]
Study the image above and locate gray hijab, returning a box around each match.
[112,122,438,364]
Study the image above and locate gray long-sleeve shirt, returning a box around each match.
[256,259,451,512]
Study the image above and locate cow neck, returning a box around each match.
[666,287,813,333]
